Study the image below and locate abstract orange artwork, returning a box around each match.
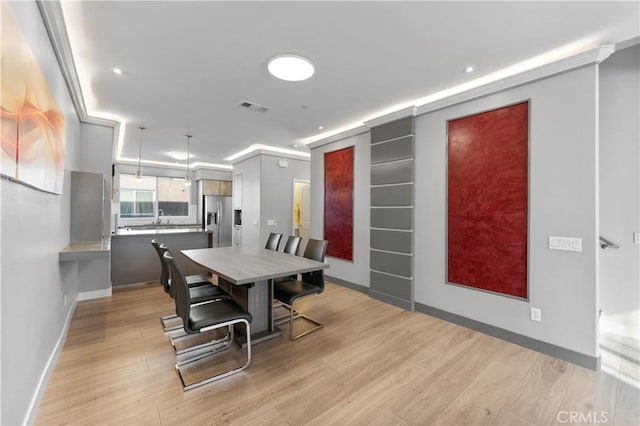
[1,3,66,194]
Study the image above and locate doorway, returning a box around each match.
[293,180,311,240]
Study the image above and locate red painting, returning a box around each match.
[324,146,354,261]
[447,101,529,298]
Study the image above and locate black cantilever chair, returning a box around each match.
[273,239,328,340]
[164,252,252,391]
[282,235,302,255]
[273,236,303,310]
[274,236,302,287]
[151,240,230,333]
[265,232,283,251]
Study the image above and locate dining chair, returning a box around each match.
[273,239,328,340]
[164,251,252,391]
[282,235,302,255]
[151,240,230,333]
[265,232,283,251]
[272,235,303,311]
[274,236,303,288]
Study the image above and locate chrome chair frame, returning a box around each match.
[273,239,328,340]
[164,251,252,391]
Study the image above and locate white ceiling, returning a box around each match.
[59,1,639,169]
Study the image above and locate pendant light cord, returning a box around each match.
[137,127,146,175]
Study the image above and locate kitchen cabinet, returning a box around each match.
[233,174,242,209]
[202,179,232,196]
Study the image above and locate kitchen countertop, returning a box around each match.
[112,227,211,237]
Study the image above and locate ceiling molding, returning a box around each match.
[415,44,615,116]
[37,0,118,128]
[306,125,369,150]
[363,106,417,129]
[616,36,640,51]
[230,149,311,165]
[114,159,232,172]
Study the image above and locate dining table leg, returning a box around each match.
[218,276,282,346]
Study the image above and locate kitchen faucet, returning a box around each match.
[156,208,164,224]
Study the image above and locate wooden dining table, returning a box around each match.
[182,245,329,345]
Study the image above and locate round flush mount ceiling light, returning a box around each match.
[464,65,476,73]
[268,55,314,81]
[112,67,123,75]
[169,151,188,160]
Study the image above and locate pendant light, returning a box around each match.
[136,126,146,180]
[185,134,192,187]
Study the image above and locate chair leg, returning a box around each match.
[161,314,184,333]
[172,325,232,356]
[273,303,298,324]
[286,299,323,340]
[175,319,252,391]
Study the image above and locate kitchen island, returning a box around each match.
[111,227,212,286]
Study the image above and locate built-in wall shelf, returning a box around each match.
[59,240,111,262]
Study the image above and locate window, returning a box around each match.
[157,177,189,216]
[119,174,190,218]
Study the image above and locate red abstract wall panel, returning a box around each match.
[447,101,529,298]
[324,146,354,261]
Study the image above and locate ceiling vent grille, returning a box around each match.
[239,100,271,113]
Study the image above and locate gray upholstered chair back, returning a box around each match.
[301,239,328,289]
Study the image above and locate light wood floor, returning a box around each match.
[36,282,639,425]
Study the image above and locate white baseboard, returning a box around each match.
[77,287,112,302]
[23,299,78,425]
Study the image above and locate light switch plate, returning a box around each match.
[549,236,582,252]
[634,232,640,245]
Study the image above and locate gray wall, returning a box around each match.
[311,132,371,286]
[232,155,261,248]
[0,2,81,424]
[79,123,114,237]
[599,45,640,337]
[414,65,599,357]
[232,153,310,249]
[309,64,602,359]
[259,154,310,248]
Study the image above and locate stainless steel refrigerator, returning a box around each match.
[202,195,233,247]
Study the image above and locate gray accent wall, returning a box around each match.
[370,117,415,310]
[413,64,600,358]
[599,45,640,338]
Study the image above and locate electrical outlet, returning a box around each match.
[634,232,640,245]
[530,307,542,322]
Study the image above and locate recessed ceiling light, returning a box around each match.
[112,67,123,75]
[464,65,476,73]
[291,144,298,149]
[318,126,324,130]
[268,55,314,81]
[169,151,188,160]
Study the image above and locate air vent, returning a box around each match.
[239,100,271,113]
